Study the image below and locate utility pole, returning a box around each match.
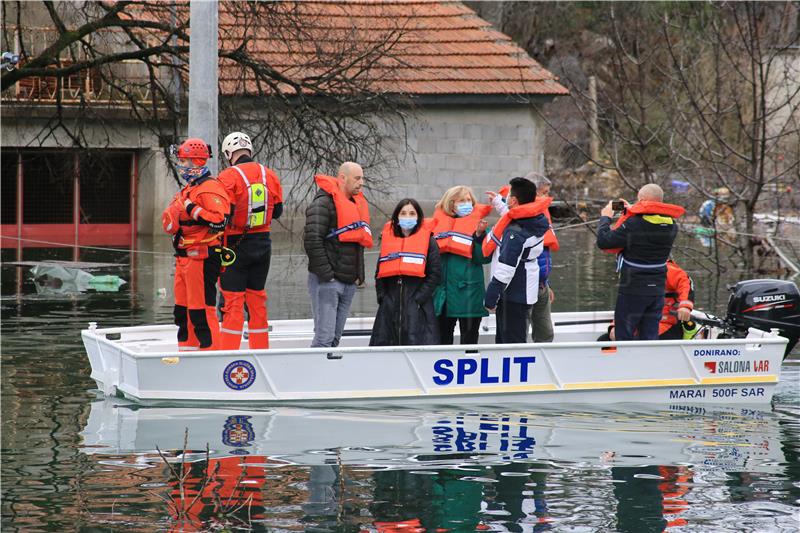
[188,0,219,174]
[588,76,599,162]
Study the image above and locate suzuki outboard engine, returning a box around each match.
[726,279,800,357]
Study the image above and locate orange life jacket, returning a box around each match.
[602,201,685,255]
[543,209,559,251]
[220,162,282,234]
[482,196,552,257]
[315,174,373,248]
[161,177,229,256]
[432,204,492,258]
[659,260,695,333]
[377,220,433,278]
[497,185,558,251]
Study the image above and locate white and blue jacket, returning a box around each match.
[484,214,550,307]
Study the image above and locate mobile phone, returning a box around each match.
[611,200,624,212]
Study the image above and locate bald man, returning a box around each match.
[596,183,685,340]
[303,162,371,347]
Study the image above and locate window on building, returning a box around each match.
[79,152,132,224]
[3,149,135,249]
[22,152,74,224]
[1,151,18,225]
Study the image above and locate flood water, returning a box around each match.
[2,230,799,532]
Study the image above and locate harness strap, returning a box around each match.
[435,231,473,241]
[233,164,268,229]
[378,251,427,263]
[616,255,668,272]
[327,220,370,239]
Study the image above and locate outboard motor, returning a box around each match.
[725,279,800,357]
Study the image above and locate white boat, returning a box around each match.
[80,399,786,470]
[81,310,787,405]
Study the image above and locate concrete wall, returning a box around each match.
[268,103,547,222]
[136,149,176,236]
[766,49,800,142]
[379,104,545,210]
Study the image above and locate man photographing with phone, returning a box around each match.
[596,184,685,340]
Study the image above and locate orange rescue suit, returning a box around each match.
[219,161,283,235]
[169,455,266,531]
[377,220,433,278]
[602,201,685,255]
[161,176,230,351]
[482,196,552,257]
[162,178,229,255]
[217,162,284,350]
[659,259,694,335]
[432,204,491,258]
[315,174,373,248]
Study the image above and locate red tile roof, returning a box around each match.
[217,1,568,97]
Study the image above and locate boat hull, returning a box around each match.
[81,315,786,405]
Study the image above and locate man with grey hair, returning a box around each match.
[523,171,557,343]
[596,183,685,340]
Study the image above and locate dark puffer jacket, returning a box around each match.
[370,236,442,346]
[303,189,365,284]
[596,214,678,296]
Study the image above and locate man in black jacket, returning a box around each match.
[303,162,368,347]
[597,184,683,340]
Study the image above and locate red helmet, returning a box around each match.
[176,138,211,165]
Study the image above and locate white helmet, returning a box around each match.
[221,131,253,162]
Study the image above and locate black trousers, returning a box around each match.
[219,232,272,292]
[495,299,531,344]
[438,313,483,345]
[614,292,665,341]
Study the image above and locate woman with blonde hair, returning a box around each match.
[431,185,492,344]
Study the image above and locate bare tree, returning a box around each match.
[537,2,799,272]
[1,1,412,201]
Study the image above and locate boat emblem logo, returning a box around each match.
[223,360,256,390]
[222,415,255,448]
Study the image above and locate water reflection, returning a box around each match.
[81,401,791,469]
[73,400,800,532]
[2,232,800,532]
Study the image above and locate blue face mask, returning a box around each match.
[455,202,474,217]
[398,217,417,231]
[176,164,209,184]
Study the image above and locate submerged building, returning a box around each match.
[1,1,568,253]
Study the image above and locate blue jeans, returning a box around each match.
[308,273,357,347]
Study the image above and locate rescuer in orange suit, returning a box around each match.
[162,138,230,351]
[599,259,694,341]
[168,455,266,531]
[216,132,283,350]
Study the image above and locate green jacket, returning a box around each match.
[433,234,491,318]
